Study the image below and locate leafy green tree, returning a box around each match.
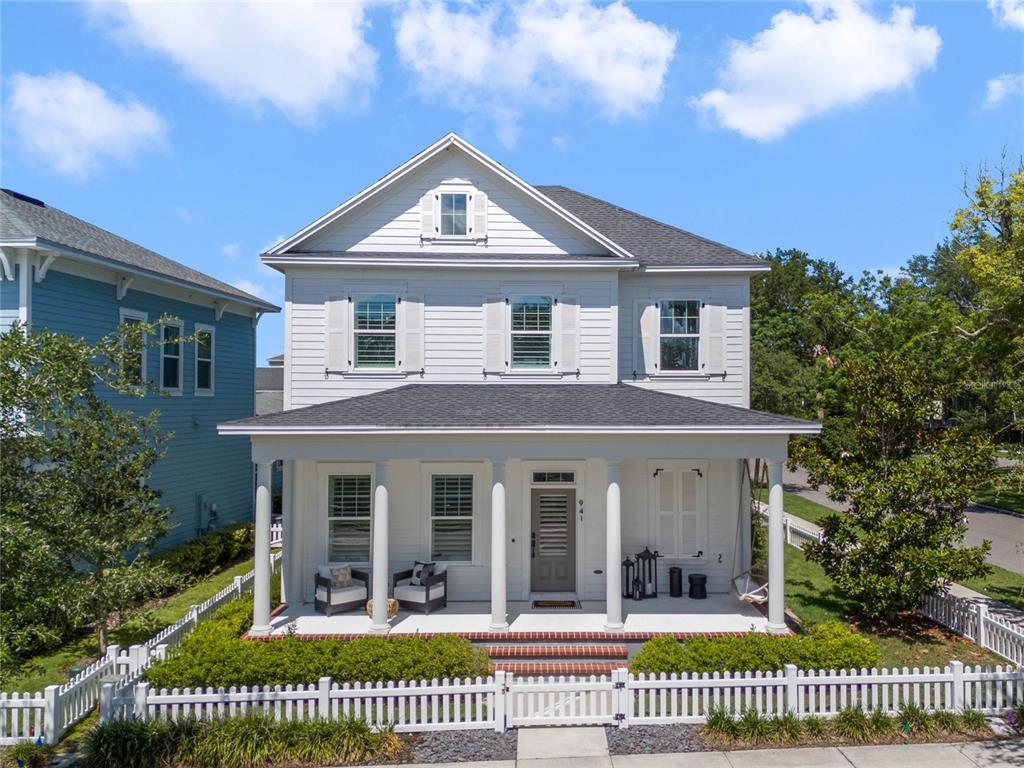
[793,352,992,622]
[750,249,855,418]
[0,323,173,663]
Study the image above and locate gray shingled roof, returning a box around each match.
[1,189,277,310]
[222,384,818,431]
[255,367,284,391]
[535,186,767,269]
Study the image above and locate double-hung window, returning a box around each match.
[659,300,700,371]
[510,295,553,369]
[195,324,214,395]
[119,309,147,387]
[327,475,372,562]
[430,474,473,562]
[160,320,183,393]
[353,295,397,369]
[439,193,467,236]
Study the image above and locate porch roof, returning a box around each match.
[219,383,820,435]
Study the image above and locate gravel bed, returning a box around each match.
[406,729,518,763]
[605,724,707,755]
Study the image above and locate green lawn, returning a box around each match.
[973,479,1024,515]
[960,563,1024,612]
[784,545,1004,669]
[3,558,256,693]
[783,492,837,525]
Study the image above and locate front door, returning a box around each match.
[530,488,576,592]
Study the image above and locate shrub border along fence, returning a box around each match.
[97,663,1022,733]
[0,553,281,745]
[755,502,1024,666]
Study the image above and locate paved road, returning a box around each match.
[784,468,1024,575]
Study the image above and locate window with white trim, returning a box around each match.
[119,309,147,387]
[353,295,397,369]
[327,475,372,562]
[430,474,474,562]
[510,295,553,369]
[195,324,214,394]
[160,320,183,393]
[659,300,700,371]
[439,193,467,236]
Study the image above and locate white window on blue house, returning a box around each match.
[510,295,553,369]
[439,193,467,236]
[160,320,183,394]
[353,296,397,369]
[195,324,214,395]
[431,474,474,562]
[659,300,700,371]
[118,308,147,387]
[328,474,372,563]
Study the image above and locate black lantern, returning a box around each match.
[621,556,636,599]
[632,576,643,601]
[635,547,660,598]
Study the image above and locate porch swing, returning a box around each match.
[731,460,769,605]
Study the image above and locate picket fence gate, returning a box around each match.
[0,553,281,745]
[99,662,1023,734]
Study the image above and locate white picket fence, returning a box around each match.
[0,553,281,745]
[270,523,283,548]
[920,592,1024,666]
[96,662,1022,733]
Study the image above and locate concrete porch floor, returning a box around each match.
[263,593,769,638]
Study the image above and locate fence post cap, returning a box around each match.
[950,659,964,669]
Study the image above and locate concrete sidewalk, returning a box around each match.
[357,728,1022,768]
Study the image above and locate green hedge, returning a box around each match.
[155,523,254,587]
[146,593,491,689]
[80,714,406,768]
[630,622,881,675]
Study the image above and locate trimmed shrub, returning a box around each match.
[146,595,490,689]
[155,523,254,586]
[81,715,405,768]
[630,621,880,675]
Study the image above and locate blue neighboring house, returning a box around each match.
[0,189,280,549]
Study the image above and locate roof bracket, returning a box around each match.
[214,301,227,321]
[0,251,13,281]
[34,253,56,283]
[116,274,134,300]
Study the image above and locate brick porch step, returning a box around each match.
[492,661,622,676]
[486,643,629,659]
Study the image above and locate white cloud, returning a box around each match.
[693,2,941,141]
[221,242,241,260]
[989,0,1024,29]
[233,278,272,301]
[5,71,166,177]
[230,235,286,302]
[88,1,377,121]
[984,73,1024,107]
[394,0,676,146]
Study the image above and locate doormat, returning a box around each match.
[531,600,581,609]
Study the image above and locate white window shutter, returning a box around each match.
[483,296,506,372]
[638,300,659,376]
[557,295,579,373]
[326,296,350,371]
[702,304,726,373]
[471,190,488,238]
[420,190,436,238]
[401,295,424,372]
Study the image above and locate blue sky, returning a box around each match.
[2,1,1021,362]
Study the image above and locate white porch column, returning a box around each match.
[490,461,509,631]
[369,462,390,634]
[252,461,273,635]
[280,460,294,605]
[767,460,787,633]
[605,460,624,632]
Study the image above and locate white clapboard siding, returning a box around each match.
[619,274,750,407]
[304,151,603,255]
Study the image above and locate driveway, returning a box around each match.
[784,468,1024,575]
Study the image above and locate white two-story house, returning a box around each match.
[220,134,819,641]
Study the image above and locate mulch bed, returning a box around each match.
[606,724,707,755]
[401,729,518,763]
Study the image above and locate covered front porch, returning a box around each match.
[262,592,770,638]
[219,384,820,641]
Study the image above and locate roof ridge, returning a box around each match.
[535,184,759,262]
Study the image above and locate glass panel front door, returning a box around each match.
[530,488,576,592]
